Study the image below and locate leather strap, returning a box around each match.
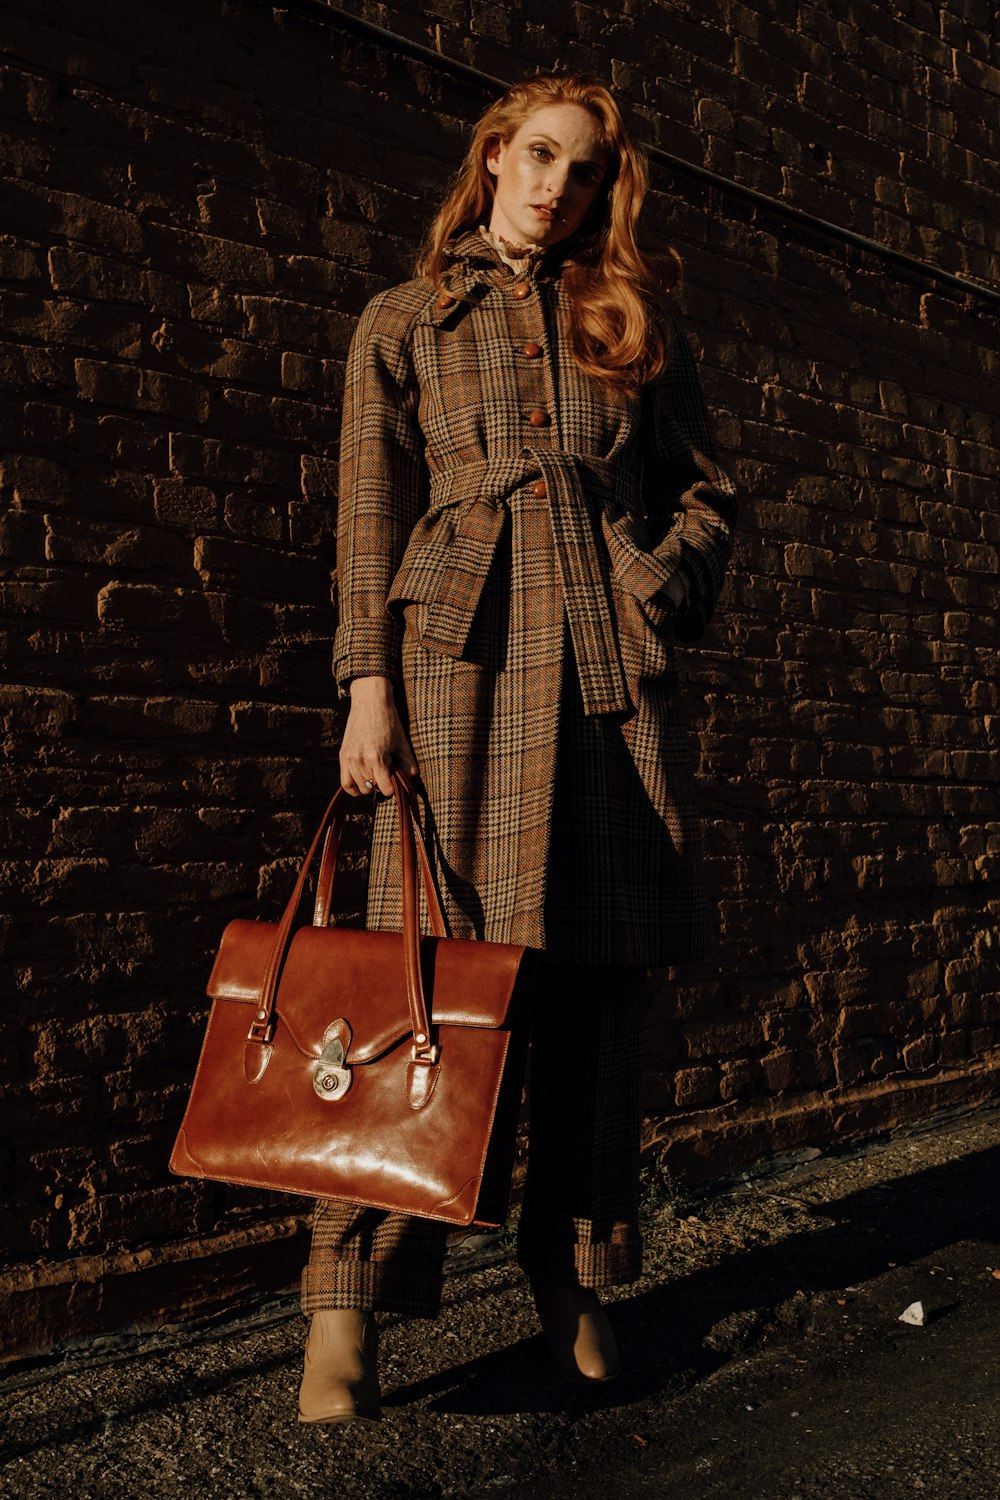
[312,786,446,938]
[244,773,445,1080]
[312,826,337,928]
[395,775,434,1063]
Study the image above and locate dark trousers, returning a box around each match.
[301,957,650,1318]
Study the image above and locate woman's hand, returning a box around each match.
[340,676,419,797]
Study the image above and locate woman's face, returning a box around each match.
[485,102,611,250]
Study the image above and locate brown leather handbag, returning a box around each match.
[169,772,532,1227]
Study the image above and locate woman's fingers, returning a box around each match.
[339,698,419,797]
[366,756,395,798]
[339,768,361,796]
[341,759,379,796]
[339,747,371,797]
[339,751,416,798]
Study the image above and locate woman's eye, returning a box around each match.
[530,144,552,160]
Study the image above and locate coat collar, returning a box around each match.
[442,225,576,283]
[476,223,546,271]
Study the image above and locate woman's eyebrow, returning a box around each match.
[528,131,606,167]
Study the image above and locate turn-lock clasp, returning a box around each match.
[313,1035,352,1101]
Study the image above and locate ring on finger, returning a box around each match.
[363,777,374,789]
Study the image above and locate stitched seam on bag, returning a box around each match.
[433,1175,479,1212]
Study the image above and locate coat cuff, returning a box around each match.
[332,617,403,699]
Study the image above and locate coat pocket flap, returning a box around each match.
[387,497,508,655]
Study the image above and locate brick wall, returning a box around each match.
[1,0,998,1357]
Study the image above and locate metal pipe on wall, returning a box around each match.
[272,0,1000,312]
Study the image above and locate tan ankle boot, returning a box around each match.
[531,1283,621,1384]
[297,1309,382,1424]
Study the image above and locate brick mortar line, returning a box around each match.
[267,0,1000,308]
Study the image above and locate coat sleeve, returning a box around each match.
[641,315,739,643]
[331,291,428,697]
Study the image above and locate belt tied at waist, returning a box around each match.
[406,451,641,717]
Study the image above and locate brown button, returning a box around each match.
[522,341,542,358]
[436,292,456,309]
[531,479,547,498]
[528,408,550,427]
[513,282,531,299]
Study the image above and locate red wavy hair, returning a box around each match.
[415,74,681,385]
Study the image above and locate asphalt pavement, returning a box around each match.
[2,1099,997,1498]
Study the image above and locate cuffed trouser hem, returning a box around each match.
[300,1200,448,1320]
[515,1228,643,1289]
[512,960,649,1291]
[300,1262,443,1319]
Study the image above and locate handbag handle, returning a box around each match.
[313,786,446,939]
[244,772,445,1082]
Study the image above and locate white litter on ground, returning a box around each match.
[898,1300,925,1326]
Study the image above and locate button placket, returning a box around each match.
[533,279,561,449]
[507,285,551,449]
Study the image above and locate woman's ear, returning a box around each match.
[485,137,503,179]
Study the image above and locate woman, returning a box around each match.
[298,72,738,1423]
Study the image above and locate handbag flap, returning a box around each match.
[207,919,527,1063]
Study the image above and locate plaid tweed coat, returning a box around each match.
[332,228,737,966]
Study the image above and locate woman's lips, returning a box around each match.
[531,204,560,222]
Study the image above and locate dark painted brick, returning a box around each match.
[2,0,998,1362]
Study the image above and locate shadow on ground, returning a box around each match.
[381,1141,1000,1417]
[3,1143,997,1456]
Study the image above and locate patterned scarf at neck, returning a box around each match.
[477,223,548,273]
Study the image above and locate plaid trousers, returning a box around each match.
[300,958,650,1318]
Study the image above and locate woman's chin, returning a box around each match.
[521,223,571,250]
[493,210,568,249]
[505,224,549,248]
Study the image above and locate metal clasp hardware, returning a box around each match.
[247,1013,275,1045]
[410,1042,440,1066]
[313,1036,352,1101]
